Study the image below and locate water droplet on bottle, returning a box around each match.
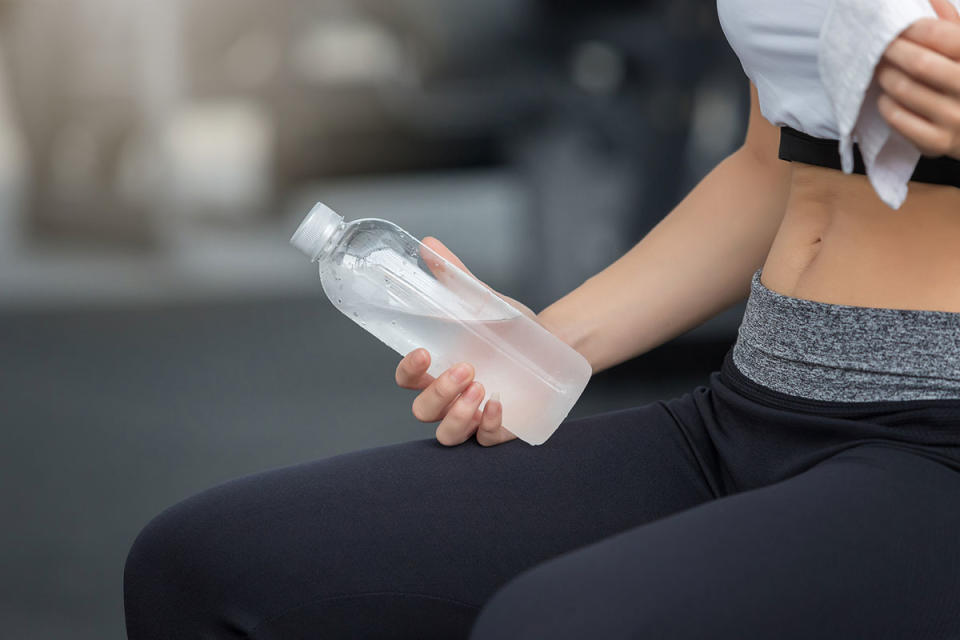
[337,298,342,304]
[352,311,359,318]
[390,320,397,326]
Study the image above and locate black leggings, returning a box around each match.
[124,349,960,639]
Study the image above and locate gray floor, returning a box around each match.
[0,296,734,639]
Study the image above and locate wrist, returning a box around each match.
[537,303,596,371]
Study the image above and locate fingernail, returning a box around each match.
[490,391,501,405]
[451,363,471,383]
[463,382,481,401]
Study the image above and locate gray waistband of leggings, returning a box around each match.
[731,269,960,403]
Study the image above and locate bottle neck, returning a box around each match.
[311,221,343,261]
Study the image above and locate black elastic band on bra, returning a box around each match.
[778,126,960,189]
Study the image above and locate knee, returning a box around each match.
[470,554,694,640]
[124,501,195,638]
[470,563,594,640]
[469,571,537,640]
[123,491,226,638]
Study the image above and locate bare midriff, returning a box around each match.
[760,164,960,313]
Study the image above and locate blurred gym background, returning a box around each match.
[0,1,750,637]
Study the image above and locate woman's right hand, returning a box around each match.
[395,349,516,447]
[394,236,535,448]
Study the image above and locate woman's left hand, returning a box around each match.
[877,0,960,159]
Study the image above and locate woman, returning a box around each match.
[124,1,960,637]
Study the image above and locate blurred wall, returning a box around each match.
[0,0,747,309]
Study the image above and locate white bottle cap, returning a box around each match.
[290,203,344,261]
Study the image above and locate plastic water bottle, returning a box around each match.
[290,203,592,445]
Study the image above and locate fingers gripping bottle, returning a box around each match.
[290,203,592,445]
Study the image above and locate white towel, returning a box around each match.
[818,0,960,209]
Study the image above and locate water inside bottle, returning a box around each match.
[341,300,584,444]
[322,245,589,444]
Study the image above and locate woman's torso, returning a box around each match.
[761,167,960,312]
[717,0,960,312]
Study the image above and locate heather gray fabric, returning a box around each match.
[733,269,960,402]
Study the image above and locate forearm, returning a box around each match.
[538,146,791,373]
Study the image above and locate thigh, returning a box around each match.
[471,443,960,640]
[124,400,714,640]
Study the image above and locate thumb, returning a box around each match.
[421,236,479,280]
[420,235,537,320]
[930,0,960,21]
